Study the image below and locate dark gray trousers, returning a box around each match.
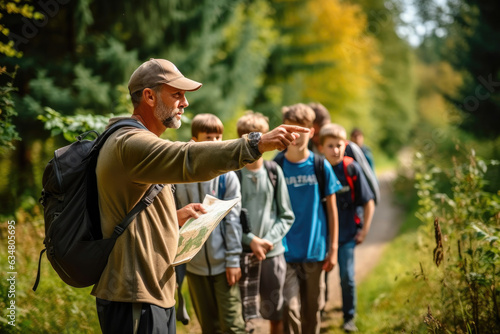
[96,298,176,334]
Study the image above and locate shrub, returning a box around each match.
[414,146,500,333]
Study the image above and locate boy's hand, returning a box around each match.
[258,125,309,153]
[226,267,241,286]
[176,203,207,227]
[322,251,337,272]
[250,237,273,261]
[355,229,368,245]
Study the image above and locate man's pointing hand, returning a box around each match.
[258,124,309,153]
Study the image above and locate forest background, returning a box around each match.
[0,0,499,333]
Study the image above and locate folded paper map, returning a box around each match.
[173,194,240,266]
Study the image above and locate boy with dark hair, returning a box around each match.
[174,113,245,334]
[308,102,331,155]
[236,111,295,334]
[319,123,375,332]
[274,103,342,334]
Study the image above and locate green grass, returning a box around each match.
[0,219,101,333]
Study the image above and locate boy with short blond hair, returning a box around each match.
[236,111,295,334]
[237,111,270,136]
[274,103,342,334]
[319,123,375,332]
[175,113,246,334]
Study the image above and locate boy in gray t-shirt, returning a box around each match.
[236,111,295,334]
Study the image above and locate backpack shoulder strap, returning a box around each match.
[273,151,286,168]
[313,154,329,217]
[313,154,326,201]
[235,169,242,185]
[343,156,356,203]
[263,160,278,188]
[218,174,227,199]
[111,183,165,238]
[263,160,281,216]
[90,119,147,155]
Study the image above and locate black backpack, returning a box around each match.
[33,119,164,291]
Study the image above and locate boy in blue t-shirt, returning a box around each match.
[274,103,342,333]
[319,123,375,332]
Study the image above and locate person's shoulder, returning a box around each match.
[349,159,362,171]
[115,124,160,147]
[329,162,343,177]
[343,159,362,177]
[225,170,238,177]
[270,160,285,178]
[362,144,373,153]
[319,155,335,174]
[224,171,241,186]
[349,161,373,195]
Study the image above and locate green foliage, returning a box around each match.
[0,1,44,58]
[38,108,124,142]
[0,67,20,153]
[446,0,500,139]
[353,0,417,157]
[413,0,500,139]
[413,146,500,333]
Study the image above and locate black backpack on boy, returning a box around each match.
[33,119,164,291]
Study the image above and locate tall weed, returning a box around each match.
[414,146,500,333]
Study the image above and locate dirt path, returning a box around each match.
[251,171,403,333]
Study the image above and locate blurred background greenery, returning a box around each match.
[0,0,499,333]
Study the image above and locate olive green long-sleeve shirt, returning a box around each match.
[91,117,260,308]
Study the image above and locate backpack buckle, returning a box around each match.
[114,225,125,235]
[142,196,153,206]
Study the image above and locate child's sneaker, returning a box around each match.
[343,319,358,332]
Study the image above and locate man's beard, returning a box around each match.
[155,97,182,129]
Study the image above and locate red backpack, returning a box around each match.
[342,156,361,226]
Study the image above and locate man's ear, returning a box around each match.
[318,144,324,154]
[191,136,199,142]
[142,88,156,107]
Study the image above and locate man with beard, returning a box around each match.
[91,58,307,334]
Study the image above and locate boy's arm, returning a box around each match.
[323,193,339,272]
[355,199,375,245]
[222,172,243,284]
[261,166,295,245]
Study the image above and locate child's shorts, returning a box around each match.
[259,253,287,321]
